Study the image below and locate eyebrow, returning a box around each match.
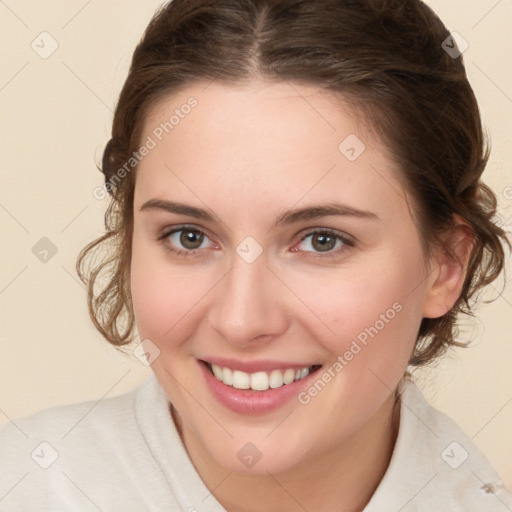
[139,198,379,227]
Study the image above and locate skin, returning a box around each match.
[130,80,471,511]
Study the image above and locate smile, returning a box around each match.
[198,358,323,414]
[203,361,322,391]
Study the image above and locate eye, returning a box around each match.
[295,229,353,255]
[159,226,215,255]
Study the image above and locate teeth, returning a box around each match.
[283,369,295,385]
[212,364,223,380]
[232,370,250,389]
[269,369,283,389]
[251,372,269,391]
[209,363,315,391]
[222,367,233,385]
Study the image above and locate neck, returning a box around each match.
[173,391,400,512]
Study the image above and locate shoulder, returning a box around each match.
[0,376,155,507]
[0,374,193,510]
[1,377,140,453]
[366,379,512,511]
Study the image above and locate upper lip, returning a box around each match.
[199,357,321,373]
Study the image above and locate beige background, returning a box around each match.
[1,0,511,488]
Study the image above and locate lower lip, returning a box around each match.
[198,361,321,415]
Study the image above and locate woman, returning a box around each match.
[1,0,511,510]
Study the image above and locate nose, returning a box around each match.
[207,253,290,348]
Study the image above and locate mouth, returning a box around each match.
[200,360,323,392]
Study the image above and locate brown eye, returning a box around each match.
[311,232,336,252]
[164,227,210,252]
[296,229,350,255]
[179,229,205,249]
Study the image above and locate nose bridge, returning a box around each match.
[208,251,288,345]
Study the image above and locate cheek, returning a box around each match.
[286,252,427,437]
[288,245,427,371]
[130,238,210,344]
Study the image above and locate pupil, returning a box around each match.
[180,230,203,249]
[313,233,335,252]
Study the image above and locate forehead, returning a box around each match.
[142,80,371,160]
[135,80,409,223]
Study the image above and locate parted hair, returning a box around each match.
[77,0,509,366]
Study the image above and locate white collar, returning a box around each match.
[364,378,512,511]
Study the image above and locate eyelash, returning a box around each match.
[294,228,355,257]
[157,225,215,259]
[157,225,355,259]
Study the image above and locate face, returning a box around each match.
[130,80,439,474]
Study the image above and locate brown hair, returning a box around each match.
[77,0,509,366]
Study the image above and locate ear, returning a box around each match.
[422,215,475,319]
